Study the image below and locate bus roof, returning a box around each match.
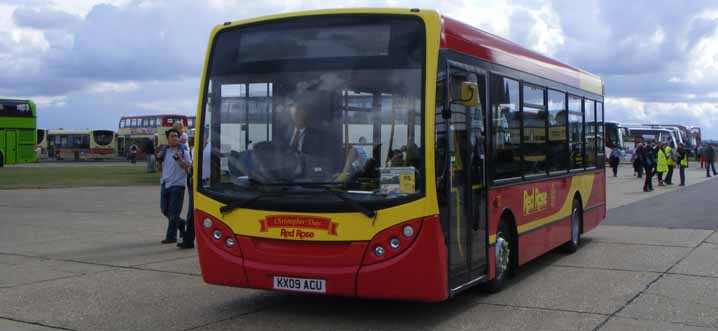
[0,98,34,103]
[211,8,603,96]
[627,127,671,132]
[120,114,187,119]
[47,129,114,135]
[440,16,603,96]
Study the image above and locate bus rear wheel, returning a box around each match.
[563,198,582,253]
[484,220,514,293]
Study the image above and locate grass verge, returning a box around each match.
[0,165,160,189]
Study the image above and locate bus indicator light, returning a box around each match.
[225,237,236,248]
[213,229,222,240]
[402,225,414,238]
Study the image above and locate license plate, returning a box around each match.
[273,276,326,293]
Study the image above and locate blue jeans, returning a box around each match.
[707,162,717,176]
[183,174,195,245]
[160,184,185,241]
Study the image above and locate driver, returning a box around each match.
[288,104,322,155]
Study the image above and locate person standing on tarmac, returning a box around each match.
[639,142,654,192]
[677,143,688,186]
[129,144,138,164]
[157,129,192,244]
[664,143,675,185]
[609,148,621,177]
[705,144,717,177]
[633,140,645,178]
[656,143,668,186]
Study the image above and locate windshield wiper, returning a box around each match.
[296,183,376,219]
[219,192,282,215]
[219,182,377,219]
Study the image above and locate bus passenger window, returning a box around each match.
[548,90,567,172]
[568,95,584,169]
[522,84,547,176]
[491,76,520,180]
[585,99,596,168]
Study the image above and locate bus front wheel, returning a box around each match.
[484,220,515,293]
[563,198,582,253]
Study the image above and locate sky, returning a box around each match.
[2,0,718,138]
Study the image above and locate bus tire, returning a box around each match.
[484,219,515,293]
[0,153,4,167]
[563,198,582,253]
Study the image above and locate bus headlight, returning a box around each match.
[362,217,427,265]
[389,238,401,249]
[202,218,213,229]
[225,237,236,248]
[213,229,222,240]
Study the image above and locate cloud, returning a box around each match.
[3,0,718,139]
[87,81,139,94]
[13,6,82,30]
[607,97,718,132]
[36,78,199,131]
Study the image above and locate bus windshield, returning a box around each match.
[200,15,425,210]
[93,130,114,146]
[0,101,33,117]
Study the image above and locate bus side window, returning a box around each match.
[491,76,521,180]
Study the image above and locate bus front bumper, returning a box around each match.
[195,212,448,302]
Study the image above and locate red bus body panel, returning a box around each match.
[91,148,114,154]
[196,212,449,302]
[356,218,448,301]
[487,171,606,274]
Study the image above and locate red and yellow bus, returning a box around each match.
[43,129,117,160]
[117,115,188,158]
[192,8,605,302]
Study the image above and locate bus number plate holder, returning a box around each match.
[273,276,326,293]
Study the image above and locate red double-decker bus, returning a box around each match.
[192,8,605,302]
[117,114,188,158]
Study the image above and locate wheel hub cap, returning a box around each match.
[495,234,510,277]
[572,208,579,244]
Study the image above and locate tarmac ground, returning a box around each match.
[0,164,717,330]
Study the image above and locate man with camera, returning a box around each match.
[157,128,192,245]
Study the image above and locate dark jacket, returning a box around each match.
[644,146,657,168]
[635,145,647,167]
[298,127,323,156]
[609,150,621,167]
[144,141,155,155]
[704,145,716,162]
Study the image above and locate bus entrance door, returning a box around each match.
[6,130,17,164]
[444,64,488,292]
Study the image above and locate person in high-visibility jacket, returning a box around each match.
[677,143,689,186]
[656,143,668,186]
[664,144,675,185]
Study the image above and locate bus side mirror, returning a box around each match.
[456,81,478,107]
